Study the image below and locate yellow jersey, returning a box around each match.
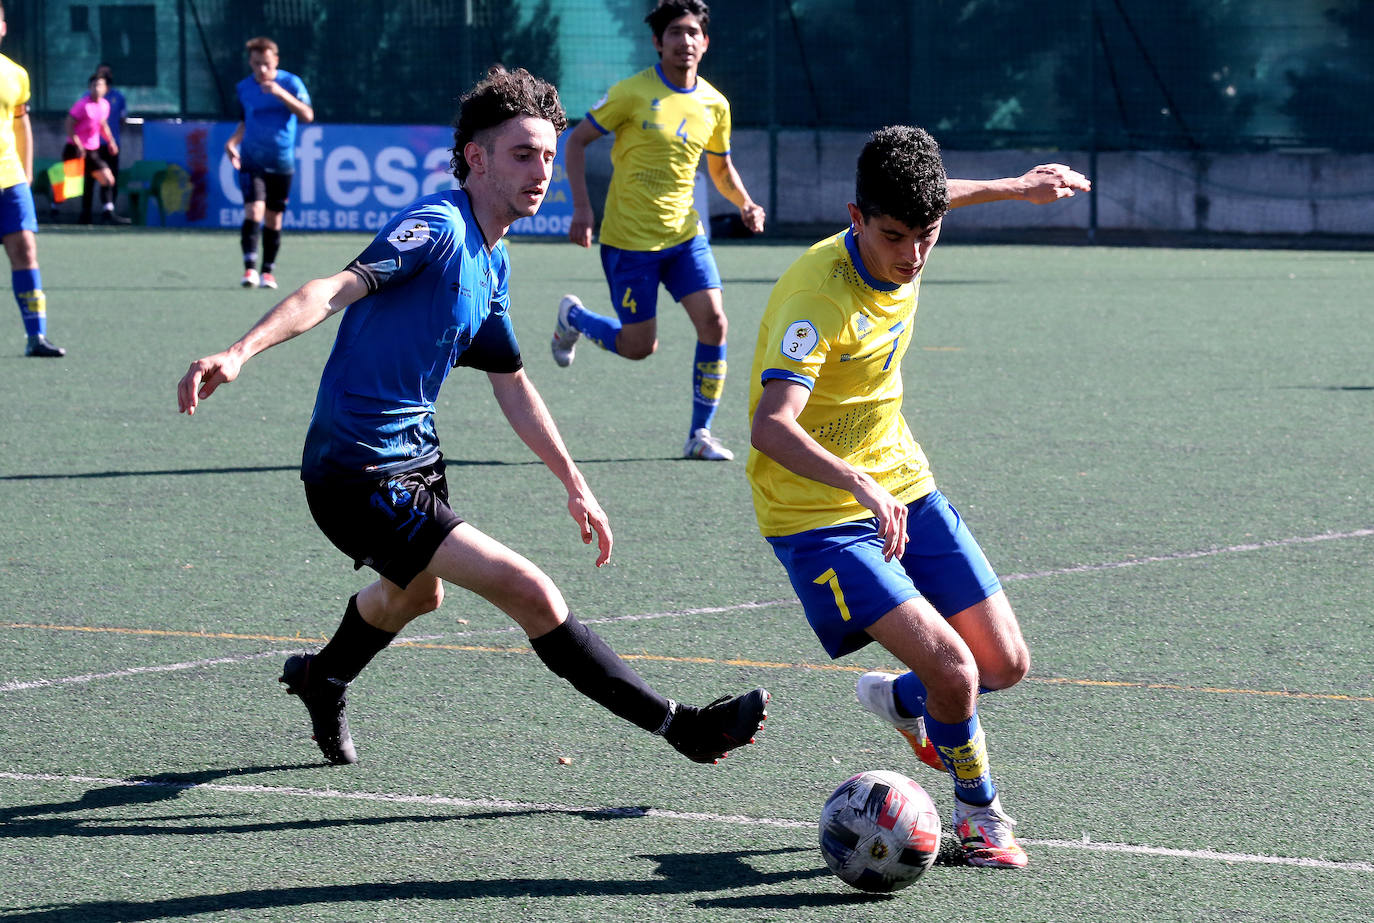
[0,54,31,189]
[586,63,731,251]
[747,229,936,537]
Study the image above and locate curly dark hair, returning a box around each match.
[854,126,949,231]
[450,65,568,182]
[646,0,710,40]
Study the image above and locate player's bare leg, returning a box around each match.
[865,599,1027,868]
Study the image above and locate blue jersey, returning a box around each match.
[105,89,127,146]
[300,189,522,483]
[235,69,311,173]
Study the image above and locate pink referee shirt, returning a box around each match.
[68,94,110,151]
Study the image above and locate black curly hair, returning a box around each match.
[450,65,568,183]
[854,126,949,231]
[646,0,710,41]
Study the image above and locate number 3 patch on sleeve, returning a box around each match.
[780,320,820,361]
[388,219,431,252]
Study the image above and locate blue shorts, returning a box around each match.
[765,489,1003,659]
[599,234,721,324]
[0,183,38,237]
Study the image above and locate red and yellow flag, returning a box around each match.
[46,158,84,203]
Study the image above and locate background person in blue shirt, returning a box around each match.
[224,36,313,291]
[92,63,125,216]
[177,65,768,771]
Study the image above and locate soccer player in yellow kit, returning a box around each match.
[0,3,62,357]
[554,0,764,461]
[749,126,1089,868]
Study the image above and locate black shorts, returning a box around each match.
[304,460,463,589]
[62,143,110,175]
[239,170,294,212]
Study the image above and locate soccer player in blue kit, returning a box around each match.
[178,66,768,768]
[224,36,313,290]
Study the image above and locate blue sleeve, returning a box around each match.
[455,310,522,373]
[344,204,453,294]
[289,73,312,106]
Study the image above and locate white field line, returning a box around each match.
[437,527,1374,639]
[0,650,294,693]
[4,529,1368,686]
[2,771,1371,874]
[433,599,797,640]
[1000,528,1374,582]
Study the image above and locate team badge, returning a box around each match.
[780,320,819,361]
[388,219,431,252]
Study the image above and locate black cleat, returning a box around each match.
[101,210,132,225]
[664,687,770,764]
[25,335,65,357]
[279,654,358,765]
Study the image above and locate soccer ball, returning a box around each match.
[818,770,941,892]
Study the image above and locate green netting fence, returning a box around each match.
[10,0,1374,151]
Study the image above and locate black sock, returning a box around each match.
[530,613,672,733]
[262,227,281,272]
[100,185,114,207]
[309,595,396,690]
[240,219,261,267]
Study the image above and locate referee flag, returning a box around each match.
[46,158,84,203]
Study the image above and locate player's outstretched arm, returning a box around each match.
[752,380,907,560]
[563,119,603,248]
[176,270,368,415]
[947,164,1092,209]
[488,369,613,566]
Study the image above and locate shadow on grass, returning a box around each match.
[0,455,695,481]
[1,837,851,921]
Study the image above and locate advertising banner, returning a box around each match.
[140,121,573,236]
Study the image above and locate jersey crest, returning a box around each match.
[388,219,430,252]
[780,320,820,361]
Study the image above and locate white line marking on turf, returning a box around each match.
[1001,528,1374,582]
[0,650,294,693]
[2,771,1371,874]
[1030,837,1374,873]
[428,528,1374,639]
[436,599,798,639]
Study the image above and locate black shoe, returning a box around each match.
[279,654,358,765]
[25,335,65,357]
[663,687,770,764]
[101,210,132,225]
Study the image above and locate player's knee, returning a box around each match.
[492,567,562,620]
[981,644,1030,691]
[412,581,445,616]
[695,311,727,343]
[617,337,657,360]
[383,576,443,621]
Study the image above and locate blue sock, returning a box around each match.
[924,710,997,806]
[568,301,622,355]
[13,268,45,337]
[893,671,927,718]
[690,342,727,434]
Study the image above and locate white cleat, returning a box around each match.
[241,268,260,288]
[955,794,1028,868]
[551,294,582,367]
[683,428,734,461]
[855,671,946,772]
